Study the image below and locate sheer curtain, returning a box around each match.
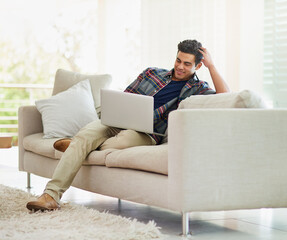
[140,0,227,89]
[139,0,265,94]
[97,0,228,89]
[96,0,266,95]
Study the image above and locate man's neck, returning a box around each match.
[171,72,194,81]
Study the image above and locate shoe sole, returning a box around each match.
[53,138,71,152]
[26,203,60,212]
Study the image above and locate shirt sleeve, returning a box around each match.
[124,69,147,93]
[198,81,216,95]
[203,89,216,95]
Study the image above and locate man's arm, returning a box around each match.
[124,72,144,93]
[199,47,230,93]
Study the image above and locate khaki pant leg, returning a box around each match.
[44,120,119,202]
[99,129,156,150]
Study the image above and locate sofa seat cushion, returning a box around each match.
[23,133,61,159]
[23,133,168,175]
[105,144,168,175]
[23,133,112,165]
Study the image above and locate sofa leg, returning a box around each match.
[27,173,31,189]
[118,199,122,210]
[181,212,192,236]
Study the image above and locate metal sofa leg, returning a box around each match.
[181,212,192,236]
[27,172,31,189]
[118,199,122,211]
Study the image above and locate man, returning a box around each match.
[26,39,230,211]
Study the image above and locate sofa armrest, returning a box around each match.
[18,105,43,171]
[167,109,287,213]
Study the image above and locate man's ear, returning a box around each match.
[195,62,202,70]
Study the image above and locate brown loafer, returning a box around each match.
[26,193,61,212]
[53,138,72,152]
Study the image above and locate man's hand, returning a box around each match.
[198,47,214,68]
[198,47,230,93]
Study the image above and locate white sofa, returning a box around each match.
[18,69,287,235]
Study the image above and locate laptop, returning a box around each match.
[100,89,165,136]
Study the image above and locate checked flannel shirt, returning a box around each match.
[124,67,215,144]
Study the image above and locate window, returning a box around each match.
[264,0,287,107]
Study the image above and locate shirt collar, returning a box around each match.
[167,69,199,82]
[165,69,173,78]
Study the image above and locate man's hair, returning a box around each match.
[177,39,203,66]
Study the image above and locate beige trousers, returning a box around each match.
[44,119,156,203]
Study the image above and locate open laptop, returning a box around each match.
[100,89,165,136]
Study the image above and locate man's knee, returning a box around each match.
[118,130,140,147]
[99,129,153,150]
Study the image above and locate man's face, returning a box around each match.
[173,51,202,81]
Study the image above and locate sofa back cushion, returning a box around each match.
[178,90,267,109]
[52,69,112,113]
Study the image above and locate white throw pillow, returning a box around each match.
[178,90,267,109]
[36,79,98,138]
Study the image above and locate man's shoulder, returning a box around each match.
[143,67,171,76]
[186,77,215,95]
[189,74,210,87]
[144,67,172,78]
[187,79,211,89]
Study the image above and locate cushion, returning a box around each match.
[178,90,267,109]
[22,132,113,165]
[105,144,168,175]
[23,133,61,159]
[23,132,168,175]
[52,69,112,114]
[36,79,98,138]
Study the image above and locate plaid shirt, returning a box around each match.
[125,67,215,144]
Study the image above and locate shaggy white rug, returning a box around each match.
[0,184,163,240]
